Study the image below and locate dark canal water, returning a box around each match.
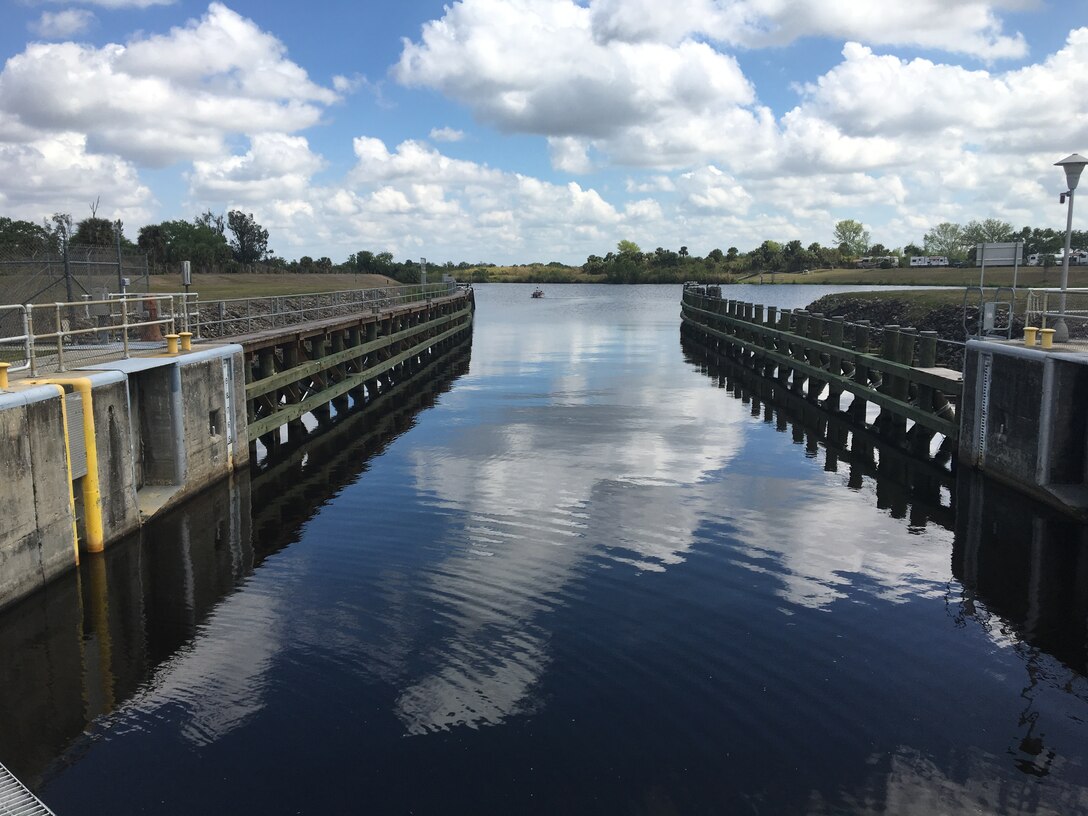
[2,283,1088,814]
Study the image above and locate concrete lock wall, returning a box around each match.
[0,385,79,605]
[961,340,1088,515]
[175,349,250,496]
[0,344,249,611]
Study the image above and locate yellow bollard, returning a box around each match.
[28,377,104,552]
[165,333,180,354]
[1040,328,1055,349]
[179,331,193,352]
[0,361,8,390]
[1023,326,1039,346]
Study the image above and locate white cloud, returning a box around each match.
[0,3,338,167]
[547,136,591,173]
[44,0,174,6]
[188,133,324,202]
[0,132,153,224]
[677,165,753,212]
[30,10,95,39]
[589,0,1031,61]
[429,126,464,142]
[395,0,755,149]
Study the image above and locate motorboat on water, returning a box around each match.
[531,288,544,298]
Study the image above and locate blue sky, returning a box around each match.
[0,0,1086,264]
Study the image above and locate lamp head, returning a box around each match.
[1056,153,1088,192]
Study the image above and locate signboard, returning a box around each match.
[975,242,1023,267]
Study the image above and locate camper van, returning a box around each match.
[908,256,949,267]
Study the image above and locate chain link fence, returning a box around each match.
[0,244,149,308]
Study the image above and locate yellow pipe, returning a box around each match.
[0,362,9,389]
[29,377,105,553]
[85,552,115,712]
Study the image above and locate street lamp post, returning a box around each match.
[1054,153,1088,342]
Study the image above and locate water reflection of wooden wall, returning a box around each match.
[681,285,962,463]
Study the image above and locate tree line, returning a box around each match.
[3,208,1083,286]
[0,210,487,285]
[583,218,1088,283]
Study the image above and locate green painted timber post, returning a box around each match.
[283,342,305,440]
[309,334,331,422]
[849,320,871,425]
[826,316,845,411]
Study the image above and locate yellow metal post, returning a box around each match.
[1023,326,1038,346]
[1040,328,1056,349]
[29,377,105,553]
[179,331,192,352]
[0,362,8,390]
[165,334,180,354]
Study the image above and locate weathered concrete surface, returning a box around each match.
[961,340,1088,515]
[0,386,78,608]
[178,349,249,492]
[89,375,141,542]
[0,344,249,610]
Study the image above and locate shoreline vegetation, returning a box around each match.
[143,266,1086,306]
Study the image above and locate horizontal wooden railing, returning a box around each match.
[681,285,962,449]
[245,291,473,440]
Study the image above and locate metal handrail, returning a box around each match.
[193,282,455,339]
[0,304,30,371]
[1026,288,1088,330]
[0,283,460,375]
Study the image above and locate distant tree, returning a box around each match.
[194,210,226,237]
[0,217,55,253]
[227,210,269,264]
[137,224,169,267]
[51,213,73,248]
[783,239,815,273]
[726,247,739,261]
[903,243,924,257]
[707,248,724,263]
[73,217,119,247]
[651,246,679,267]
[833,219,870,256]
[141,218,231,269]
[679,246,689,258]
[750,240,783,273]
[963,218,1014,246]
[924,222,968,258]
[617,239,641,256]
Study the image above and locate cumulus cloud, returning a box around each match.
[188,133,324,202]
[30,10,95,39]
[429,126,464,142]
[547,136,592,173]
[42,0,174,7]
[395,0,755,146]
[0,3,337,167]
[677,165,753,212]
[589,0,1030,60]
[0,132,153,223]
